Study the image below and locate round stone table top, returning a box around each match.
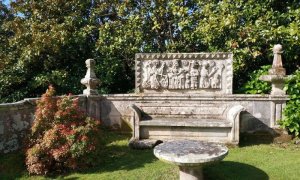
[154,140,228,167]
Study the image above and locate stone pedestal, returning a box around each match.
[179,166,203,180]
[81,59,100,95]
[260,44,287,95]
[259,75,286,95]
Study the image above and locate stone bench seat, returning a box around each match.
[140,118,232,128]
[130,103,245,144]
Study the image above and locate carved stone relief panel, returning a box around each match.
[135,53,233,94]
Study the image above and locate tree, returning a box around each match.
[0,2,13,70]
[95,0,300,90]
[0,1,97,102]
[1,0,300,103]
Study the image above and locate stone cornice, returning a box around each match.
[135,53,233,60]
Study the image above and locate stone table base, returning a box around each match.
[179,166,203,180]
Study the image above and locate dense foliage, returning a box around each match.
[26,86,101,175]
[238,65,271,94]
[0,2,12,69]
[0,0,299,102]
[279,71,300,136]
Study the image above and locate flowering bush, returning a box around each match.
[26,86,101,175]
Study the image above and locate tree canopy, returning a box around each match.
[1,0,300,102]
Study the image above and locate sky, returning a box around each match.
[3,0,10,6]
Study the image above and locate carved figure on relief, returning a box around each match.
[166,61,174,89]
[170,59,185,89]
[210,63,224,88]
[142,60,165,89]
[207,61,218,86]
[142,61,151,89]
[149,60,165,89]
[199,61,210,88]
[182,60,191,89]
[160,69,169,89]
[141,59,224,90]
[190,61,200,89]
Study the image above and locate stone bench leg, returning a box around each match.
[179,166,203,180]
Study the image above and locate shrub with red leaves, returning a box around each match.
[26,86,101,175]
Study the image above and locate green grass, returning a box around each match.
[1,130,300,180]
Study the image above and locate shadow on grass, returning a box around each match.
[0,129,158,179]
[81,146,156,173]
[83,135,157,172]
[0,152,27,180]
[239,130,279,147]
[55,130,158,179]
[0,129,270,180]
[204,161,269,180]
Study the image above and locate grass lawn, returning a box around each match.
[1,129,300,180]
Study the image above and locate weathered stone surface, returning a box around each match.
[129,96,257,144]
[128,138,163,149]
[154,140,228,166]
[154,140,228,180]
[0,99,36,154]
[139,119,232,127]
[252,101,271,126]
[260,44,288,95]
[81,59,100,95]
[101,94,288,136]
[0,92,288,154]
[135,53,233,94]
[130,52,290,145]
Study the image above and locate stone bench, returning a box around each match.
[130,102,245,144]
[128,52,246,144]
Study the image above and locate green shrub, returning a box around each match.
[279,70,300,136]
[238,65,271,94]
[26,86,101,175]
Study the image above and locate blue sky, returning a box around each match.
[3,0,10,5]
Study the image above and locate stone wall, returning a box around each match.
[0,95,123,154]
[0,99,36,153]
[99,94,288,134]
[0,94,288,153]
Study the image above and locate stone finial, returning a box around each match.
[259,44,287,95]
[269,44,285,75]
[273,44,283,54]
[80,59,100,95]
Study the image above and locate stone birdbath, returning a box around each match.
[154,140,228,180]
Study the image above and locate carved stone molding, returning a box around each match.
[135,53,233,94]
[135,53,232,60]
